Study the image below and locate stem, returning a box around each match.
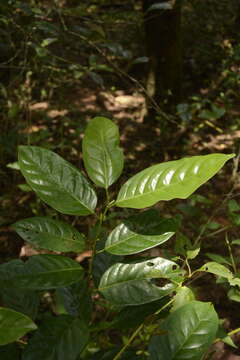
[214,326,240,343]
[88,198,115,280]
[185,258,192,278]
[112,298,174,360]
[225,233,237,274]
[112,324,144,360]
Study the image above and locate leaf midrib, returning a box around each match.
[22,149,93,213]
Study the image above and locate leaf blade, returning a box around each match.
[104,210,176,255]
[0,255,84,290]
[149,301,218,360]
[116,154,234,209]
[99,257,183,305]
[82,117,124,188]
[0,307,37,345]
[18,146,97,215]
[13,217,86,253]
[22,315,89,360]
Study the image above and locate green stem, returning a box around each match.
[214,326,240,343]
[225,233,237,274]
[88,198,115,280]
[112,298,174,360]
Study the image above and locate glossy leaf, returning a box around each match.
[22,315,89,360]
[104,209,176,255]
[56,279,92,323]
[0,307,37,345]
[171,286,195,312]
[13,217,86,253]
[116,154,234,209]
[99,257,183,305]
[0,255,83,290]
[93,251,123,287]
[18,146,97,215]
[149,301,218,360]
[82,117,124,188]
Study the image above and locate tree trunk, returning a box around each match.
[143,0,182,115]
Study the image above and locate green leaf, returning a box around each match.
[199,262,233,280]
[174,233,200,260]
[93,251,123,288]
[217,324,238,348]
[56,279,92,324]
[82,117,124,188]
[0,255,84,290]
[228,287,240,302]
[229,277,240,287]
[110,297,170,330]
[22,315,89,360]
[104,210,176,255]
[149,301,218,360]
[116,154,234,209]
[13,217,86,253]
[228,199,240,212]
[0,286,39,320]
[99,257,183,305]
[206,253,231,266]
[0,307,37,345]
[171,286,195,312]
[18,146,97,215]
[231,239,240,245]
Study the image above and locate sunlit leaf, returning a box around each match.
[116,154,234,209]
[105,210,176,255]
[82,117,124,188]
[18,146,97,215]
[199,262,233,280]
[99,257,183,305]
[171,286,195,312]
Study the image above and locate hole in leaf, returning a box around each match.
[172,265,177,270]
[152,278,170,287]
[147,262,154,267]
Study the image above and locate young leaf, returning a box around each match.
[82,117,124,188]
[0,307,37,345]
[13,217,86,253]
[22,315,89,360]
[104,210,177,255]
[149,301,218,360]
[171,286,195,312]
[199,262,233,280]
[18,146,97,215]
[116,154,234,209]
[99,257,183,305]
[0,255,84,290]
